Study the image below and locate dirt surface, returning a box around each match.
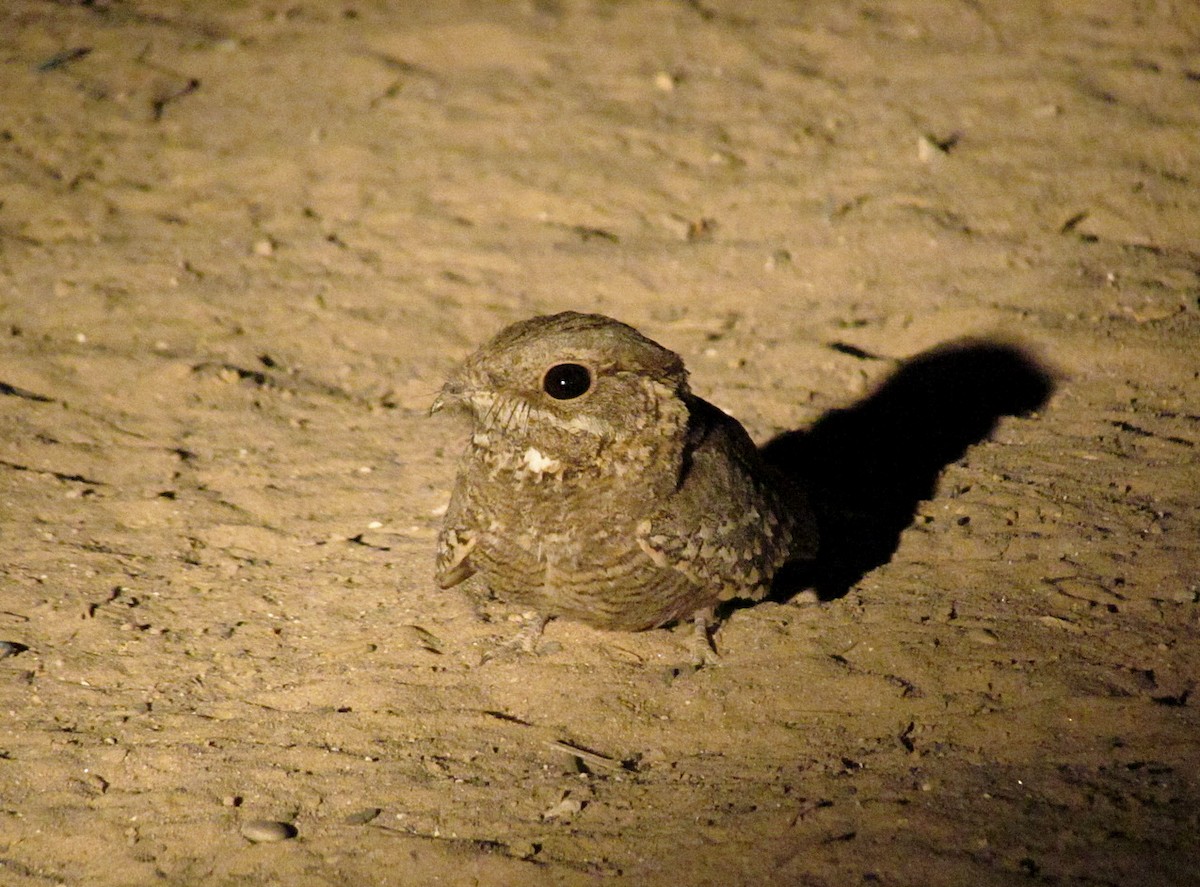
[2,2,1198,885]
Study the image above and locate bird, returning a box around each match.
[430,311,817,663]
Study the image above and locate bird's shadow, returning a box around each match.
[761,338,1057,602]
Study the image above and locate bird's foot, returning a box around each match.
[688,609,721,670]
[481,611,551,664]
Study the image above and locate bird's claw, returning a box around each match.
[480,612,550,664]
[688,609,721,669]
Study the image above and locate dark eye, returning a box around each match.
[542,363,592,400]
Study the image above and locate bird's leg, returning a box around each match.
[511,611,550,653]
[481,611,550,663]
[689,607,721,669]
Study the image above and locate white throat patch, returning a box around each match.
[521,446,563,476]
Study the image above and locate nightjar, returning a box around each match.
[431,311,817,657]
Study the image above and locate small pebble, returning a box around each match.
[967,628,998,645]
[397,624,444,654]
[1038,614,1083,633]
[509,840,540,859]
[764,248,792,271]
[343,807,381,826]
[0,641,28,659]
[541,793,584,821]
[240,820,297,843]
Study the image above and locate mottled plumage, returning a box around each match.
[431,312,816,642]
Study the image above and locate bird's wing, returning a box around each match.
[435,484,478,589]
[638,396,815,602]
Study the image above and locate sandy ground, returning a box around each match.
[1,1,1198,884]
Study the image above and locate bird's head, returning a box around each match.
[432,312,691,469]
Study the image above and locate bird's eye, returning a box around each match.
[542,363,592,400]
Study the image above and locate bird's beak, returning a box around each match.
[430,377,468,416]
